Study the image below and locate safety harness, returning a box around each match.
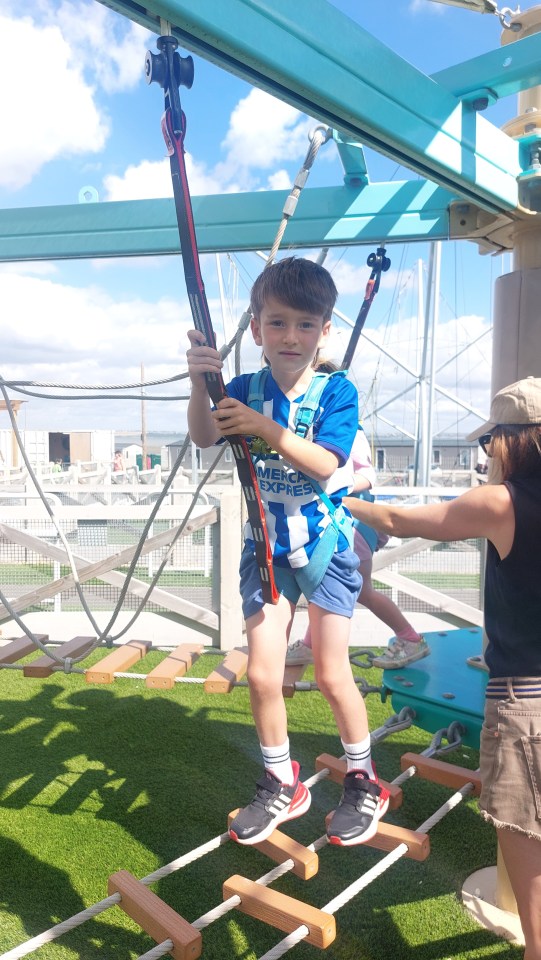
[247,368,353,597]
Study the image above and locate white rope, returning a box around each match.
[110,673,207,683]
[267,126,331,266]
[141,833,230,884]
[135,942,174,960]
[0,895,121,960]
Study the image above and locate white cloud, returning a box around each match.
[0,272,188,366]
[0,258,493,435]
[0,13,108,189]
[103,154,236,202]
[325,310,492,436]
[48,1,152,94]
[220,89,314,180]
[0,262,58,277]
[267,170,292,191]
[102,88,316,199]
[0,265,240,430]
[0,2,151,191]
[327,255,400,298]
[409,0,446,13]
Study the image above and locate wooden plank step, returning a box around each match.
[315,754,403,810]
[204,646,248,694]
[324,812,430,861]
[401,753,482,796]
[0,634,48,665]
[86,640,152,684]
[108,870,201,960]
[146,643,203,689]
[228,810,319,879]
[223,874,335,948]
[23,636,96,678]
[282,663,307,698]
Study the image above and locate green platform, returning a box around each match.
[381,627,488,749]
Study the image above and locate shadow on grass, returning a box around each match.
[0,835,148,958]
[0,671,523,959]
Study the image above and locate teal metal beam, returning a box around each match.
[0,182,453,261]
[98,0,521,214]
[432,31,541,101]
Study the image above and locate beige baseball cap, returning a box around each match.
[466,376,541,441]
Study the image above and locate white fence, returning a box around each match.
[0,485,483,651]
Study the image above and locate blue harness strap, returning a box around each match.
[248,368,354,598]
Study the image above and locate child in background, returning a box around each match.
[187,257,389,847]
[287,383,428,668]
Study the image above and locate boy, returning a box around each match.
[186,257,389,846]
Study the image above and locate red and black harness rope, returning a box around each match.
[146,35,278,604]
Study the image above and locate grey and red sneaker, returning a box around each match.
[371,636,430,669]
[229,760,311,845]
[285,639,314,665]
[327,767,389,846]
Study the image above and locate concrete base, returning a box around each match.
[462,867,524,946]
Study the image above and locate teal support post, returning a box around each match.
[432,31,541,102]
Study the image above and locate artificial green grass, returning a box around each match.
[0,650,522,960]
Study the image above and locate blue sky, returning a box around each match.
[0,0,525,441]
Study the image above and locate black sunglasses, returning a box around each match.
[478,433,493,456]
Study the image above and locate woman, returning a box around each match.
[345,376,541,959]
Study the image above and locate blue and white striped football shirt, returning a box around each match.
[225,370,358,569]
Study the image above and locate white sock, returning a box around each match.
[341,735,375,778]
[261,739,294,784]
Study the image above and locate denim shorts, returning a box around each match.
[479,677,541,840]
[239,544,361,621]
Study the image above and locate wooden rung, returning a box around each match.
[282,664,307,698]
[146,643,203,689]
[401,753,482,796]
[223,874,335,948]
[86,640,152,684]
[315,754,403,810]
[0,634,48,665]
[204,646,248,693]
[23,636,96,678]
[228,810,318,879]
[108,870,201,960]
[324,812,430,861]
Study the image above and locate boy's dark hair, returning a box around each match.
[250,256,338,321]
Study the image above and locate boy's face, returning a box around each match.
[251,297,330,375]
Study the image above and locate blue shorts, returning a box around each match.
[239,545,362,621]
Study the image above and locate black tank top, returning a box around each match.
[484,478,541,678]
